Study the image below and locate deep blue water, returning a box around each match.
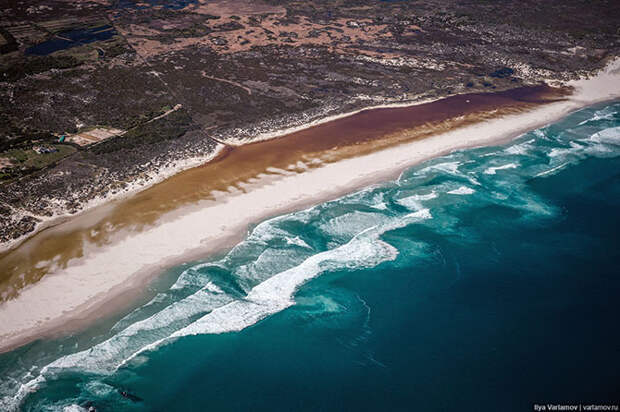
[1,101,619,411]
[26,26,116,56]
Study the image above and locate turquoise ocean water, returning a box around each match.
[1,101,619,411]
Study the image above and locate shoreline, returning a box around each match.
[223,95,441,146]
[0,65,607,257]
[0,95,449,255]
[0,77,582,256]
[0,84,566,302]
[0,59,619,353]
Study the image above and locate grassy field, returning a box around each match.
[4,144,76,169]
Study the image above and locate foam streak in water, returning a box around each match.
[121,209,431,366]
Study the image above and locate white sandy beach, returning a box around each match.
[0,58,618,352]
[0,93,444,256]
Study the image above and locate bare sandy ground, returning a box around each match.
[0,58,618,353]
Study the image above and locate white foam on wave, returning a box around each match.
[319,210,391,240]
[396,191,438,210]
[372,202,388,210]
[578,106,617,125]
[84,380,115,398]
[6,60,620,410]
[547,126,620,164]
[532,129,549,140]
[414,159,485,187]
[483,163,518,175]
[0,375,45,412]
[204,281,224,294]
[171,263,226,290]
[285,236,311,249]
[63,405,86,412]
[7,209,433,410]
[447,186,475,195]
[548,141,584,159]
[587,126,620,145]
[505,139,535,155]
[247,215,296,244]
[534,162,569,178]
[341,188,390,211]
[173,210,432,338]
[5,76,608,356]
[42,284,233,375]
[415,161,462,177]
[119,209,432,367]
[235,246,308,284]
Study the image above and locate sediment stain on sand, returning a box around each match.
[0,86,564,303]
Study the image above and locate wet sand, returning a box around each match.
[0,85,561,302]
[1,59,618,353]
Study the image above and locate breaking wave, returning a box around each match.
[2,101,620,411]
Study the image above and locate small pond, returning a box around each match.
[26,25,116,56]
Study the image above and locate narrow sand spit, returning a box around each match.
[0,58,618,352]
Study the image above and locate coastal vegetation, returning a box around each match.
[0,0,618,245]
